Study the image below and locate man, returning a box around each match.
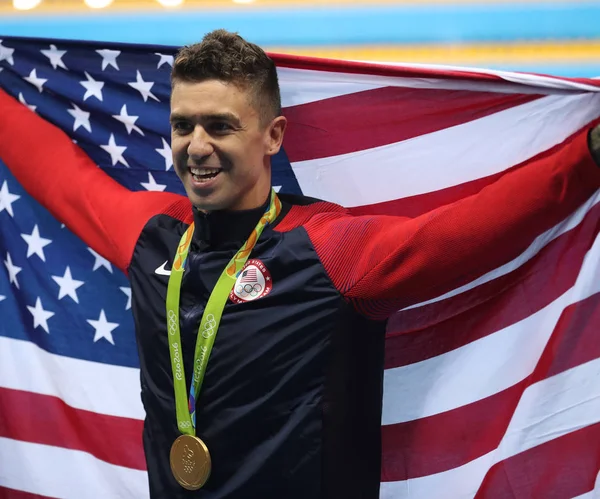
[1,29,600,499]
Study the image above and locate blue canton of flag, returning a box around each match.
[0,36,301,370]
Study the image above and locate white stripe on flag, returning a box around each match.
[291,93,600,206]
[370,62,600,93]
[380,356,600,499]
[0,336,144,419]
[277,66,588,107]
[382,226,600,425]
[0,437,149,499]
[278,67,386,107]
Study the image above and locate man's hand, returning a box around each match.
[590,124,600,167]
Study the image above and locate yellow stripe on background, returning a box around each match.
[266,41,600,65]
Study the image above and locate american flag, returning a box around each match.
[240,268,258,283]
[0,35,600,499]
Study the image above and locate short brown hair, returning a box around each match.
[171,29,281,126]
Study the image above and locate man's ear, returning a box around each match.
[265,116,287,157]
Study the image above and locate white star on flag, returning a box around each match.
[88,310,119,345]
[4,252,22,289]
[112,104,144,135]
[155,53,174,68]
[18,92,37,112]
[0,40,14,65]
[101,133,129,167]
[24,69,47,93]
[273,185,282,193]
[27,297,55,334]
[88,247,113,273]
[67,103,92,133]
[0,180,20,217]
[141,172,167,192]
[155,137,173,170]
[96,48,120,71]
[0,295,5,303]
[41,44,68,70]
[128,70,160,102]
[80,71,104,101]
[52,266,85,303]
[21,225,52,262]
[120,286,132,310]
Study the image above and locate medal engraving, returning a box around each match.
[170,435,211,490]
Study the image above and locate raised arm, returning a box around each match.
[305,124,600,320]
[0,89,190,274]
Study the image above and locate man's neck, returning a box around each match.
[192,191,272,245]
[195,192,271,215]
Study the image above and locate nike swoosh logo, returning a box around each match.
[155,260,172,276]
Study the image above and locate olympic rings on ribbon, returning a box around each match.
[168,309,178,336]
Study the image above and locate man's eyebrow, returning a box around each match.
[206,112,242,124]
[169,113,187,124]
[169,112,241,125]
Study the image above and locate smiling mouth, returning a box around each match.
[189,167,221,183]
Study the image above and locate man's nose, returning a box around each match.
[187,126,214,160]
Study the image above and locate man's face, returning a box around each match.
[170,79,285,212]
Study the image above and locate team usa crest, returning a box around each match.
[230,259,273,303]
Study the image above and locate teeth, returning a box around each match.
[190,167,219,176]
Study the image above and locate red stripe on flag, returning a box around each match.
[271,53,507,82]
[381,377,526,481]
[381,291,600,481]
[349,165,514,219]
[474,421,600,499]
[283,87,540,162]
[384,199,600,369]
[0,487,56,499]
[0,387,146,470]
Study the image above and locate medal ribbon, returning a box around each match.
[166,189,281,436]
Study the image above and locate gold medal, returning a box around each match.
[170,434,212,490]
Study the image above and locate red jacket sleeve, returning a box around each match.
[0,88,190,274]
[304,125,600,320]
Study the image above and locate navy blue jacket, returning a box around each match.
[133,194,387,498]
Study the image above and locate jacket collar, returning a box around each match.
[191,193,271,246]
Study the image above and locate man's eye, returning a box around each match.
[211,122,232,133]
[172,122,192,133]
